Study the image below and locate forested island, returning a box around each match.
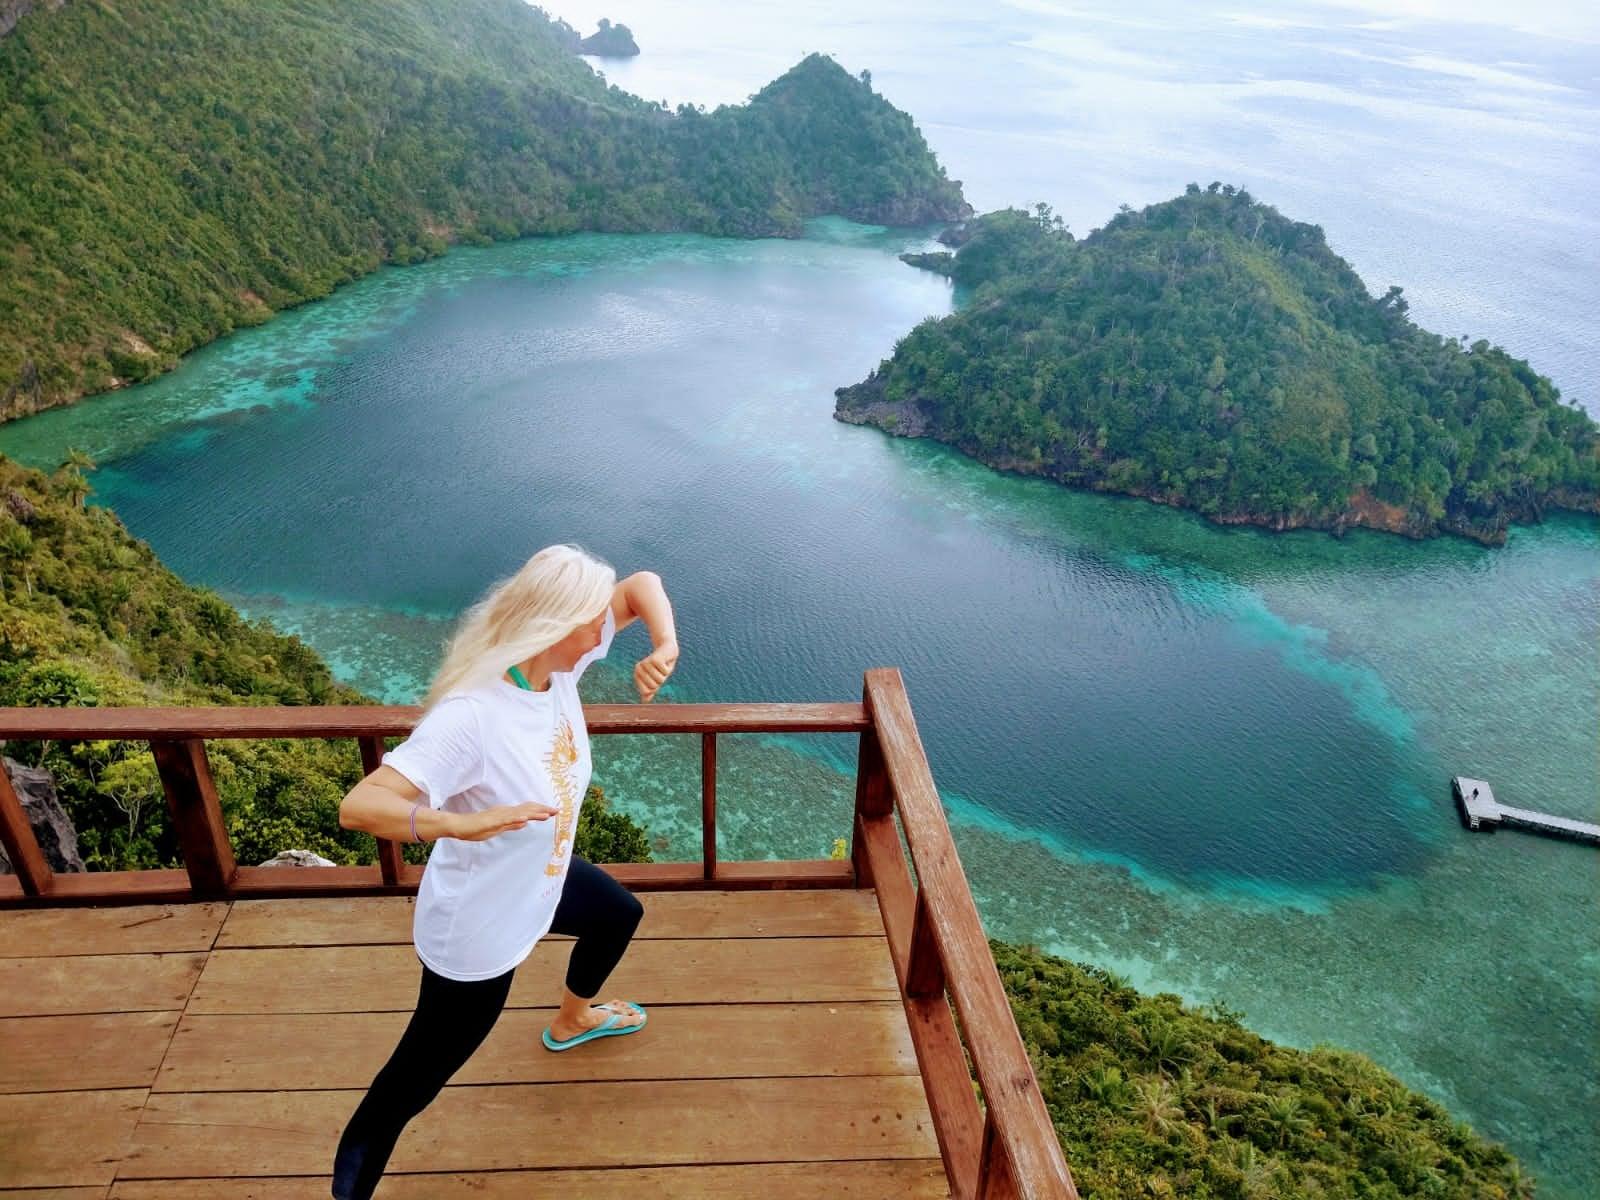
[840,187,1600,544]
[575,17,641,57]
[0,0,966,416]
[0,453,1532,1195]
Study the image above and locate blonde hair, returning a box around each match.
[423,544,615,709]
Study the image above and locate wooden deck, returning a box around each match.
[0,889,951,1198]
[1,674,1080,1197]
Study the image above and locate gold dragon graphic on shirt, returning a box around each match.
[542,714,581,876]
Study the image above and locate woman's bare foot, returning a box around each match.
[547,998,644,1042]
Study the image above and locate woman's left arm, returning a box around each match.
[615,571,678,702]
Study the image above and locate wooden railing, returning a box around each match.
[0,668,1077,1199]
[854,669,1078,1200]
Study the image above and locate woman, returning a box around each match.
[331,544,679,1200]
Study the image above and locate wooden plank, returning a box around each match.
[0,703,868,740]
[0,762,52,898]
[109,1159,951,1198]
[865,669,1078,1200]
[859,814,914,981]
[0,954,205,1017]
[231,864,411,897]
[232,860,850,896]
[669,859,851,889]
[0,1012,179,1093]
[216,890,884,948]
[0,860,854,907]
[702,731,717,880]
[907,890,946,998]
[188,937,899,1014]
[0,903,226,957]
[358,735,404,886]
[121,1076,938,1177]
[861,808,980,1200]
[157,1000,917,1091]
[0,1089,145,1188]
[978,1108,1021,1200]
[852,725,892,888]
[0,870,193,908]
[150,738,235,899]
[0,1188,108,1199]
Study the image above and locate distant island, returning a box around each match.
[579,18,640,58]
[549,15,641,57]
[839,186,1600,545]
[0,0,965,417]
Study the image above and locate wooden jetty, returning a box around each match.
[1452,776,1600,847]
[0,669,1079,1199]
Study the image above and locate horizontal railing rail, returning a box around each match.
[0,703,871,739]
[0,702,866,904]
[0,677,1077,1197]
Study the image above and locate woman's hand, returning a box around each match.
[448,802,560,841]
[634,639,679,703]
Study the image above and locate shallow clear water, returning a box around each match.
[3,223,1595,1195]
[3,0,1598,1192]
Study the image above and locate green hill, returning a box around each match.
[838,187,1599,544]
[0,0,966,416]
[995,941,1530,1197]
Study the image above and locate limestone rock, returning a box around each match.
[578,18,639,57]
[0,757,86,873]
[258,849,337,867]
[1,1,68,40]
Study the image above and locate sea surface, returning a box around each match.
[3,1,1597,1193]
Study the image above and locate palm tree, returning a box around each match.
[1135,1019,1194,1076]
[1131,1076,1185,1140]
[1198,1095,1241,1139]
[1080,1064,1130,1107]
[54,446,97,509]
[1262,1094,1311,1148]
[1226,1141,1277,1200]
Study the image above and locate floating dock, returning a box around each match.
[1452,777,1600,846]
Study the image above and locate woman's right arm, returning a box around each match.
[339,765,558,843]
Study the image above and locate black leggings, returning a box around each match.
[331,855,644,1199]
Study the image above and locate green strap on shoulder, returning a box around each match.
[506,664,534,691]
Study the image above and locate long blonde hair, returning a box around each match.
[423,544,615,709]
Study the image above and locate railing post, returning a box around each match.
[849,711,891,889]
[150,737,236,899]
[701,732,717,881]
[906,888,945,997]
[976,1109,1019,1200]
[359,735,403,885]
[0,758,53,897]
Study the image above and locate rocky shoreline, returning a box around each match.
[834,392,1598,546]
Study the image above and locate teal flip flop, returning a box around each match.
[541,1001,647,1052]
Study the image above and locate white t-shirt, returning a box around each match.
[383,607,616,981]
